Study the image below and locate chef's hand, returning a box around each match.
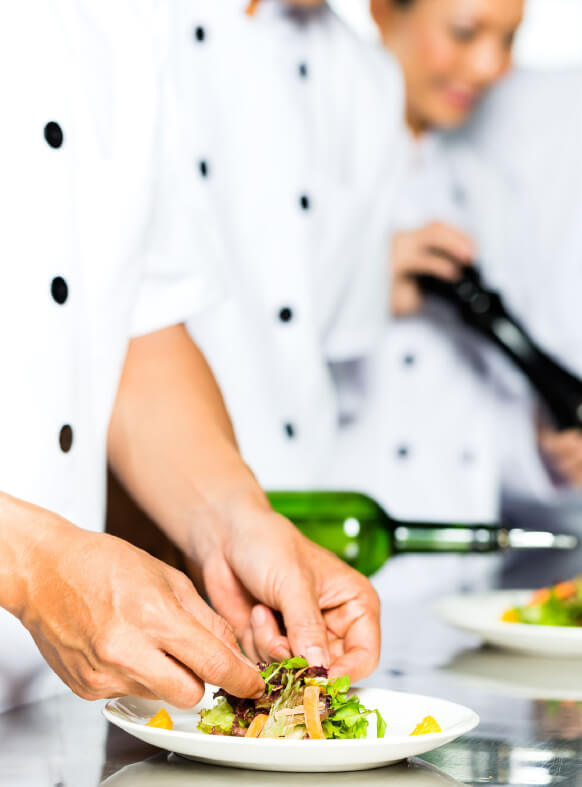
[4,496,263,706]
[108,326,379,682]
[194,498,380,683]
[539,425,582,488]
[391,222,474,316]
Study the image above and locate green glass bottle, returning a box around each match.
[267,490,577,577]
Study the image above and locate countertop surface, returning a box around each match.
[2,613,582,787]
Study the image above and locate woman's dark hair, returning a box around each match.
[394,0,415,5]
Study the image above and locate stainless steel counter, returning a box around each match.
[2,625,582,786]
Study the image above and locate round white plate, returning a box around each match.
[103,685,478,773]
[436,591,582,657]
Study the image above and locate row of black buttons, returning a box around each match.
[192,22,308,445]
[394,446,476,464]
[193,23,309,81]
[397,352,476,461]
[46,121,74,454]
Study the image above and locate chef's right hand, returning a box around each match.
[3,496,263,707]
[391,222,474,316]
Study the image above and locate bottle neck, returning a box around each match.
[393,523,578,554]
[393,523,503,554]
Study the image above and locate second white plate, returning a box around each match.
[436,591,582,657]
[103,685,478,773]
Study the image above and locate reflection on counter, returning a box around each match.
[534,699,582,742]
[101,754,462,786]
[423,732,582,786]
[442,647,582,700]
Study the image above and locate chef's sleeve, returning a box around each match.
[131,4,223,338]
[321,54,406,362]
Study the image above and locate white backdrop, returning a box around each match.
[329,0,582,68]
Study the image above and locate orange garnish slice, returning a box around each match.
[554,581,577,600]
[146,708,173,730]
[245,713,269,738]
[246,0,261,16]
[304,685,325,740]
[529,588,551,606]
[411,715,441,736]
[501,608,520,623]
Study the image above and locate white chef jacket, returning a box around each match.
[334,132,549,521]
[462,68,582,587]
[0,0,220,713]
[330,129,558,615]
[465,68,582,383]
[184,0,405,489]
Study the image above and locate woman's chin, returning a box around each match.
[428,104,475,131]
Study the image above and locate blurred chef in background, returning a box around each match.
[180,0,405,492]
[327,0,582,663]
[463,65,582,586]
[355,0,582,613]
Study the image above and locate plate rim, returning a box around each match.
[103,686,480,747]
[436,590,582,638]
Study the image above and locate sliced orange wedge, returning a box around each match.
[411,715,441,736]
[501,608,520,623]
[146,708,173,730]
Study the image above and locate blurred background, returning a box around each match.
[331,0,582,68]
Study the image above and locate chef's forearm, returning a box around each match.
[0,492,63,618]
[107,324,269,559]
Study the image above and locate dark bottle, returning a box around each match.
[418,267,582,431]
[267,491,577,577]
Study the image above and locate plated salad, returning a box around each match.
[144,658,442,740]
[502,576,582,627]
[197,658,386,740]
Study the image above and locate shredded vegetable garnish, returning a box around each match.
[502,576,582,627]
[196,658,387,740]
[245,714,269,738]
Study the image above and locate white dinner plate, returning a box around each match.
[103,685,479,773]
[436,591,582,657]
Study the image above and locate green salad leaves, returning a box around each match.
[197,696,235,735]
[197,659,387,740]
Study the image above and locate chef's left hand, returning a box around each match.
[192,497,380,683]
[539,425,582,488]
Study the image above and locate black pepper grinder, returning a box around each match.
[418,267,582,431]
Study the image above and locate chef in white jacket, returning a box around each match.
[349,1,582,630]
[364,1,582,532]
[329,0,554,661]
[183,0,405,490]
[464,67,582,585]
[0,0,381,713]
[335,0,533,524]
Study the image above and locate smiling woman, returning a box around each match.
[370,0,523,133]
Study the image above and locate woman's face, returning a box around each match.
[372,0,524,133]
